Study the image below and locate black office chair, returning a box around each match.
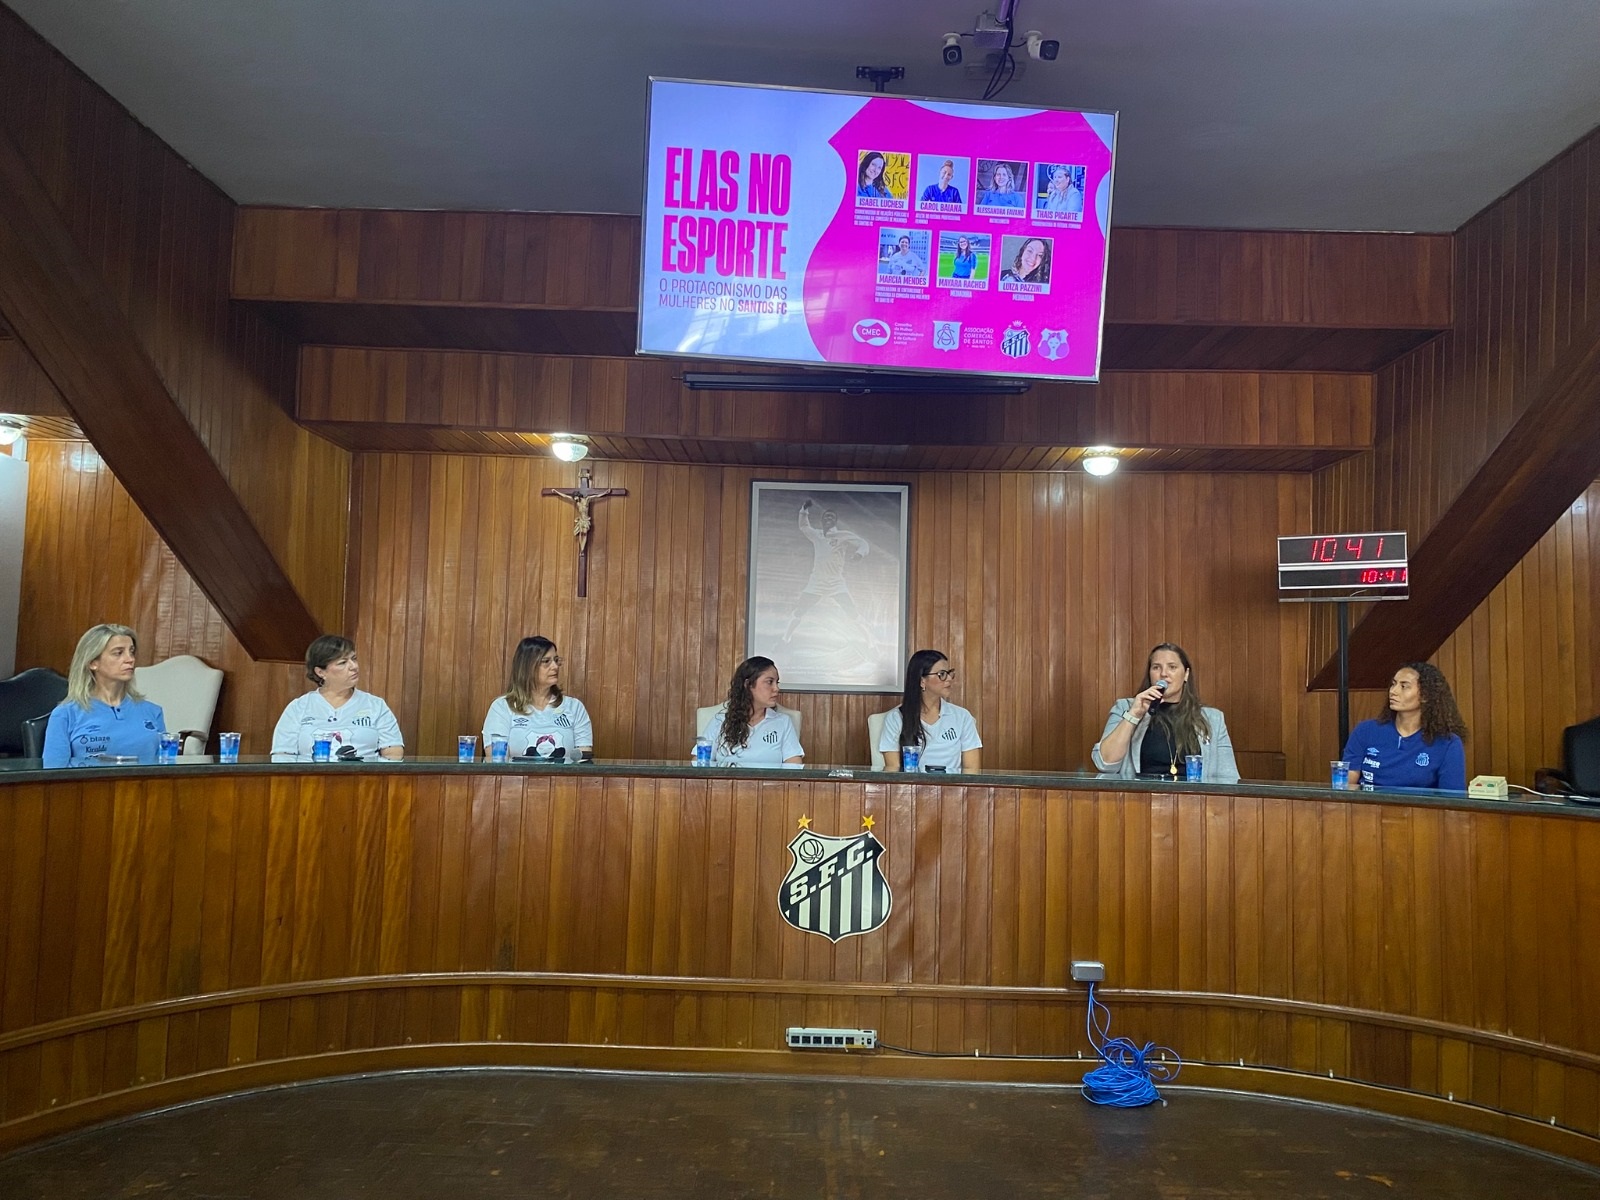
[1535,714,1600,800]
[21,713,50,759]
[0,668,68,757]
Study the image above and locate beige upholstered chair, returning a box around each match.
[134,654,223,757]
[867,710,895,771]
[696,703,803,743]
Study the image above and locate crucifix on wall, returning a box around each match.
[542,466,628,598]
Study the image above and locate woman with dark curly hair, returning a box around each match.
[699,656,803,767]
[1342,662,1468,791]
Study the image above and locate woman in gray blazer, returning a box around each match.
[1092,642,1239,783]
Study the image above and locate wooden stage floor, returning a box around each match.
[2,1069,1596,1198]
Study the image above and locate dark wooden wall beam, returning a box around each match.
[297,346,1374,456]
[1312,309,1600,689]
[233,210,1452,370]
[0,126,321,659]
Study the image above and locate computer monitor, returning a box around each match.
[1562,715,1600,797]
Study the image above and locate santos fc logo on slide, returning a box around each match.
[778,817,891,942]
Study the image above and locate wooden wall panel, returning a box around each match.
[232,209,644,310]
[0,7,348,632]
[298,347,1374,455]
[1429,480,1600,787]
[1104,228,1452,328]
[347,453,1314,772]
[234,209,1451,331]
[1309,127,1600,674]
[2,771,1597,1159]
[15,441,311,748]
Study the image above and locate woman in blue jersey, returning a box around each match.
[949,236,978,279]
[919,159,963,204]
[41,623,166,767]
[1343,662,1468,791]
[977,161,1024,208]
[856,152,890,198]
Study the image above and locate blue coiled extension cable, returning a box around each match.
[1080,982,1182,1107]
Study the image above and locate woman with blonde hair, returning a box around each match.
[41,623,167,767]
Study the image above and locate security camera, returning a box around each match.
[1025,30,1060,61]
[942,32,963,66]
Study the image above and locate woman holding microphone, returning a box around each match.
[1092,643,1239,782]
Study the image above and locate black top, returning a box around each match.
[1139,711,1181,779]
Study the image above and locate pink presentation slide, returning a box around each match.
[640,80,1116,383]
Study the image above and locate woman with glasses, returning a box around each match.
[878,648,982,773]
[1092,642,1238,782]
[482,635,593,761]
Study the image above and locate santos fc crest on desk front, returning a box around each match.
[779,816,891,942]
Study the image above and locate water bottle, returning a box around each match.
[693,736,713,767]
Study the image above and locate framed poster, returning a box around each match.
[747,481,909,693]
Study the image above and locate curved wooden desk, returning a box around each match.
[2,760,1597,1161]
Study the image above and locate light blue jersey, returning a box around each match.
[42,698,166,767]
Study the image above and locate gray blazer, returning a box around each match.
[1091,698,1240,783]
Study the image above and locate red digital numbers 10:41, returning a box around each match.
[1309,536,1384,563]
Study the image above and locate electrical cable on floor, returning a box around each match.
[1080,981,1181,1107]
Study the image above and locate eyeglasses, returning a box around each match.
[926,668,957,681]
[542,657,563,667]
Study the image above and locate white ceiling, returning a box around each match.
[11,0,1600,231]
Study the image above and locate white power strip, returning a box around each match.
[785,1027,878,1050]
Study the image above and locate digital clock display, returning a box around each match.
[1277,533,1407,565]
[1277,531,1409,602]
[1278,566,1409,590]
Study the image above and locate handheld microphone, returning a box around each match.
[1150,679,1169,706]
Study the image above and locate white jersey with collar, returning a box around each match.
[482,694,593,759]
[702,708,803,767]
[271,689,405,762]
[878,700,982,772]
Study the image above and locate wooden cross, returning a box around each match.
[542,466,628,598]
